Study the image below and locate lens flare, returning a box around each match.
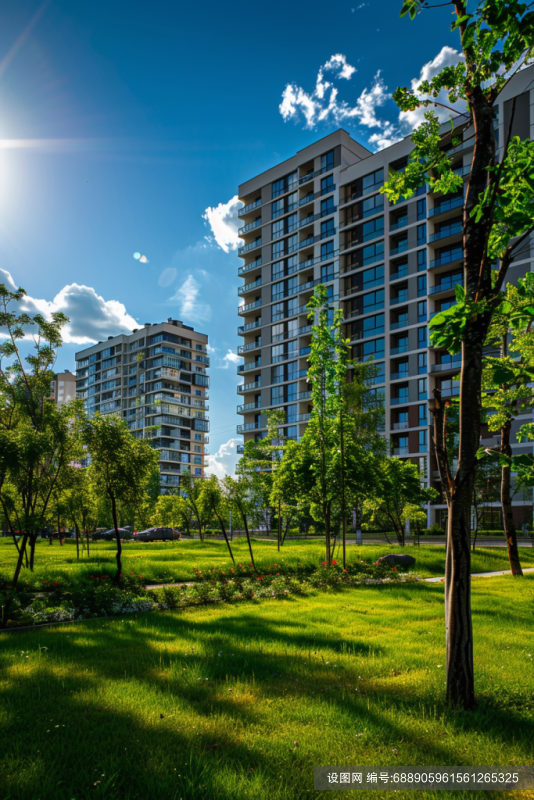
[139,255,148,263]
[133,252,141,260]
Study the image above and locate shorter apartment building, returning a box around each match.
[49,371,76,406]
[74,319,210,490]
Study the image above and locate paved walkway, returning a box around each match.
[424,567,534,583]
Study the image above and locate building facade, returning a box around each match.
[50,370,76,406]
[237,65,534,528]
[75,319,209,491]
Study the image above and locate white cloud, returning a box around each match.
[399,46,466,129]
[158,267,177,287]
[219,349,241,369]
[202,195,242,253]
[0,268,137,344]
[169,274,211,324]
[278,46,466,152]
[206,437,241,480]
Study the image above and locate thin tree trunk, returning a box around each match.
[277,499,281,552]
[500,419,523,576]
[212,504,234,563]
[110,494,122,583]
[241,511,255,570]
[74,519,80,561]
[1,531,30,627]
[472,486,478,552]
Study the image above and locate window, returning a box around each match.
[272,240,285,259]
[417,249,427,271]
[286,361,299,380]
[362,194,383,218]
[271,365,284,383]
[362,240,384,265]
[419,429,428,452]
[271,386,284,404]
[395,384,409,401]
[362,167,384,192]
[362,288,385,313]
[287,212,298,232]
[287,275,298,295]
[321,241,334,261]
[321,196,334,216]
[418,377,428,400]
[272,260,285,281]
[272,302,285,322]
[286,404,298,423]
[272,322,285,342]
[362,264,384,289]
[417,301,427,322]
[361,337,385,361]
[272,281,286,302]
[287,297,299,316]
[321,218,335,239]
[417,223,427,245]
[286,382,297,401]
[417,274,427,297]
[272,219,285,239]
[321,263,335,282]
[418,404,427,426]
[321,174,334,195]
[418,352,427,374]
[418,326,427,348]
[272,198,284,218]
[362,216,384,242]
[286,425,298,441]
[321,150,334,172]
[417,198,427,220]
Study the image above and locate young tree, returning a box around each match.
[152,493,193,536]
[383,0,534,709]
[0,282,83,601]
[82,414,159,582]
[223,474,257,569]
[180,471,208,540]
[199,475,235,562]
[364,457,437,546]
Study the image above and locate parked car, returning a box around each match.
[133,527,181,542]
[92,528,130,541]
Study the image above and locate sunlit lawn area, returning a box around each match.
[1,538,534,589]
[1,574,533,800]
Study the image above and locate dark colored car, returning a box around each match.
[133,527,181,542]
[93,528,130,541]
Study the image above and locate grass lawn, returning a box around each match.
[1,538,533,589]
[1,575,533,799]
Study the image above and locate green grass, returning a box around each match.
[1,575,533,799]
[1,537,533,589]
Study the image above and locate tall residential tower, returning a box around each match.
[237,64,534,529]
[75,319,209,490]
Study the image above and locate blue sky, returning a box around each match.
[0,0,461,475]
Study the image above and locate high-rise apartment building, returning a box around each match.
[237,65,534,528]
[49,370,76,406]
[75,319,209,491]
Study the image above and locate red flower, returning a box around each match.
[97,578,100,581]
[251,592,255,597]
[120,574,123,577]
[269,573,272,576]
[250,563,253,567]
[55,581,59,585]
[211,581,216,585]
[344,569,348,573]
[276,573,280,575]
[44,581,49,584]
[392,567,397,571]
[138,575,142,578]
[332,560,337,565]
[322,561,326,566]
[130,572,134,575]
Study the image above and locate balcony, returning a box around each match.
[430,360,462,374]
[299,346,311,357]
[429,247,463,270]
[299,193,314,207]
[391,371,410,381]
[237,379,261,393]
[429,221,463,245]
[393,446,410,456]
[391,396,409,406]
[391,317,409,330]
[238,218,262,236]
[391,344,409,355]
[237,422,260,433]
[237,339,261,354]
[238,359,261,373]
[392,421,409,430]
[238,198,261,217]
[238,319,262,334]
[237,401,261,413]
[238,298,262,314]
[390,266,408,281]
[440,384,460,398]
[238,239,262,256]
[238,278,262,296]
[390,239,409,257]
[238,258,262,276]
[429,194,463,218]
[390,216,408,232]
[297,390,312,400]
[298,324,312,335]
[390,291,409,306]
[429,277,463,296]
[296,413,311,422]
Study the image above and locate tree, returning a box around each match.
[152,492,193,537]
[180,471,208,541]
[364,457,437,546]
[199,475,235,562]
[383,0,534,709]
[223,474,257,569]
[63,466,98,560]
[82,414,159,582]
[0,282,83,606]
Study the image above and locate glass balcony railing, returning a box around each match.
[238,239,262,256]
[238,258,262,276]
[238,359,261,373]
[429,221,463,244]
[238,278,262,295]
[429,277,463,295]
[429,194,464,217]
[238,198,261,217]
[391,344,409,355]
[237,401,261,413]
[391,292,409,306]
[391,317,409,330]
[237,379,261,393]
[237,422,260,433]
[238,218,262,236]
[238,298,262,313]
[429,247,463,269]
[390,266,408,281]
[390,217,408,232]
[237,339,261,354]
[238,319,262,334]
[390,239,409,256]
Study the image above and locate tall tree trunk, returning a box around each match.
[1,531,30,628]
[110,494,122,583]
[500,419,523,576]
[277,499,281,552]
[74,519,80,561]
[472,486,478,552]
[29,534,37,570]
